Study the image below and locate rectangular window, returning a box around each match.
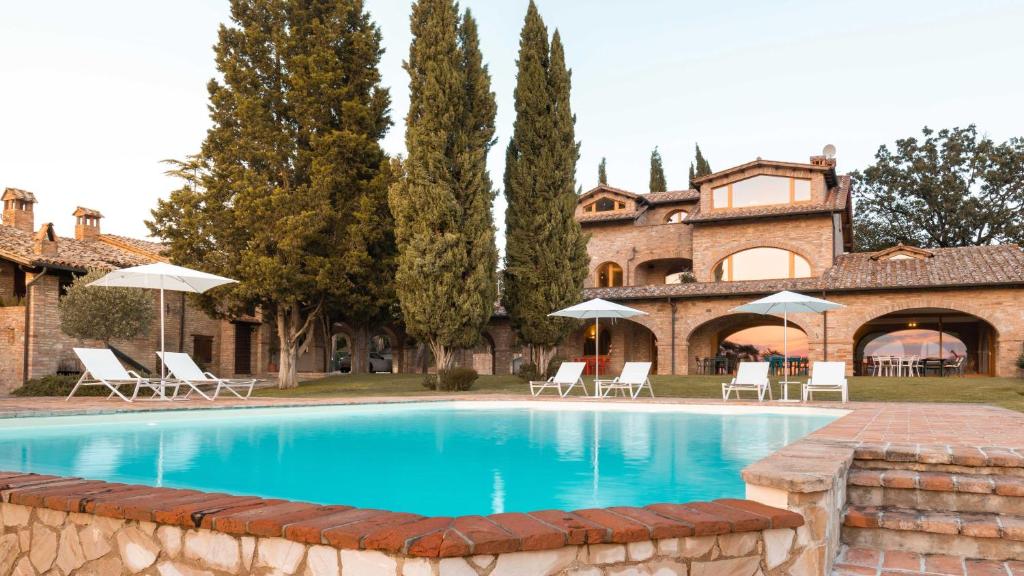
[193,335,214,365]
[711,176,812,209]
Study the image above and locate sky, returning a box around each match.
[2,0,1023,249]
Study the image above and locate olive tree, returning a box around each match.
[59,270,154,343]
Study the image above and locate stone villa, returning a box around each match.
[2,150,1023,390]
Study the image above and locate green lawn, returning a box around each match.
[255,373,1024,412]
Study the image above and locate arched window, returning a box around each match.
[713,248,811,281]
[583,325,611,355]
[597,262,624,287]
[584,197,627,213]
[712,175,811,209]
[665,210,688,223]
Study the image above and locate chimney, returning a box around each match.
[2,188,37,233]
[33,223,58,257]
[73,206,103,240]
[809,155,837,169]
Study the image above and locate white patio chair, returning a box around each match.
[802,361,848,402]
[158,352,256,400]
[529,362,587,397]
[721,362,771,401]
[67,348,169,402]
[600,362,654,399]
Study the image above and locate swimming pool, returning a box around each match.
[0,401,841,516]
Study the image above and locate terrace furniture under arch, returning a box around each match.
[599,361,654,399]
[68,347,168,402]
[157,352,256,400]
[722,362,771,401]
[802,361,848,402]
[529,362,588,398]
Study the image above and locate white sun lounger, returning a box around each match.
[802,361,848,402]
[600,361,654,399]
[722,362,772,401]
[68,347,169,402]
[158,352,256,400]
[529,362,587,397]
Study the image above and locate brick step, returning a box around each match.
[853,443,1024,470]
[842,506,1024,561]
[832,545,1024,575]
[848,469,1024,514]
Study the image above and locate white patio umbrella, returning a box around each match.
[732,290,843,401]
[89,263,237,379]
[550,298,647,396]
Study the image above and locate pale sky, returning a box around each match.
[2,0,1022,250]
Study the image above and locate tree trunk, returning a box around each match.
[537,346,557,375]
[428,339,453,377]
[275,300,323,390]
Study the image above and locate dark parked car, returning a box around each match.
[332,351,392,373]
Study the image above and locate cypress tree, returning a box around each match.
[649,147,667,192]
[689,143,712,183]
[503,3,588,372]
[149,0,393,389]
[598,157,607,185]
[389,0,498,375]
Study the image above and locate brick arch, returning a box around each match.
[683,311,815,375]
[705,242,816,280]
[592,260,624,287]
[683,311,814,345]
[837,299,1005,341]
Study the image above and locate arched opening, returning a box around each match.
[369,330,394,373]
[713,247,811,282]
[853,308,997,376]
[584,197,627,213]
[688,313,809,375]
[330,332,352,373]
[596,262,624,287]
[665,209,688,223]
[472,333,495,375]
[634,258,693,286]
[574,319,658,376]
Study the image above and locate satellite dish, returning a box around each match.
[822,144,837,159]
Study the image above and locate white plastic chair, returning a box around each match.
[802,361,848,402]
[600,362,653,399]
[158,352,256,400]
[529,362,587,397]
[721,362,771,401]
[67,348,169,402]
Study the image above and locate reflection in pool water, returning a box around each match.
[0,403,838,516]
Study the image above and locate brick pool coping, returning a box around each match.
[1,395,1022,558]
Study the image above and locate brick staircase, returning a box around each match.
[839,444,1024,564]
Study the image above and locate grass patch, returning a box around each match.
[255,372,1024,412]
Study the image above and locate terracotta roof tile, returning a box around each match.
[0,224,156,271]
[641,190,700,204]
[578,205,647,224]
[99,234,168,259]
[2,188,37,203]
[585,243,1024,301]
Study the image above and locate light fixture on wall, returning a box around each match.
[907,321,918,328]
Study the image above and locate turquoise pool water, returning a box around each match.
[0,401,840,516]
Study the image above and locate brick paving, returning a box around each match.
[833,545,1024,575]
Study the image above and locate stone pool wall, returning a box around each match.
[0,473,811,576]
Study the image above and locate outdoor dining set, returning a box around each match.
[862,355,966,377]
[695,355,810,377]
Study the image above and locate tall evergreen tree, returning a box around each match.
[689,143,712,183]
[503,2,588,372]
[148,0,393,389]
[389,0,498,374]
[598,157,607,185]
[649,147,667,192]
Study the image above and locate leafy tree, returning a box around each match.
[502,2,589,372]
[598,157,607,185]
[148,0,393,388]
[688,143,712,183]
[649,147,667,192]
[389,1,499,374]
[59,270,153,343]
[852,126,1024,251]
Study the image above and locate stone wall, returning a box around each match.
[0,470,811,576]
[583,221,693,288]
[0,307,24,390]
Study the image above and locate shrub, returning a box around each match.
[11,374,104,397]
[421,374,439,390]
[439,367,478,391]
[59,270,153,343]
[516,362,542,382]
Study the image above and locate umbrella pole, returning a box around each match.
[160,281,166,384]
[594,317,600,397]
[783,310,790,400]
